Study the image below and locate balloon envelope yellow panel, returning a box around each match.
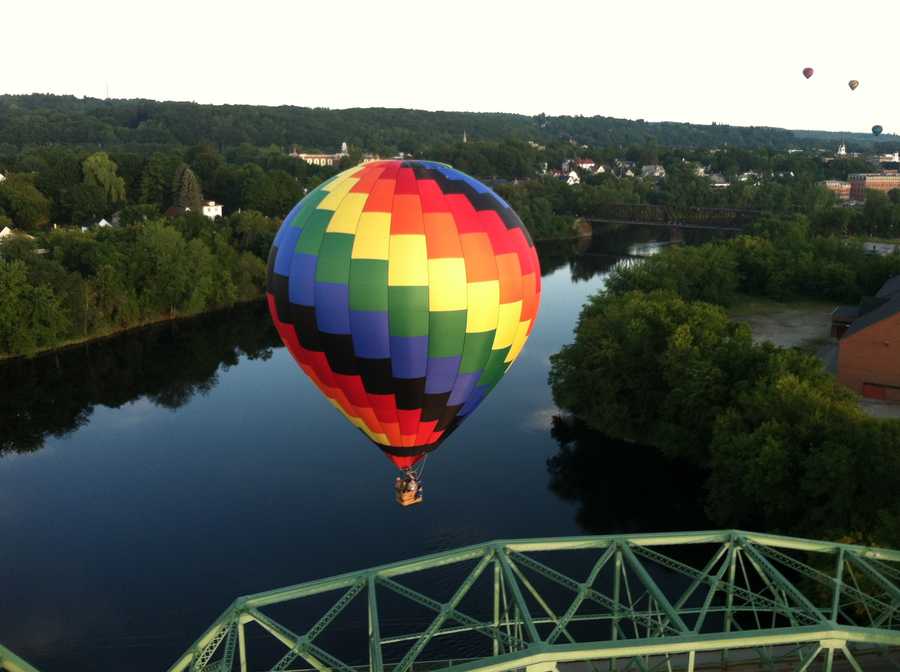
[266,160,541,469]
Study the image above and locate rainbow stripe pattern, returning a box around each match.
[266,160,541,468]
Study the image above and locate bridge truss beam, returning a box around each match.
[161,530,900,672]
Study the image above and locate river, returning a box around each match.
[0,225,720,671]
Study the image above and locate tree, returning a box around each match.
[172,163,204,212]
[68,183,108,225]
[0,174,51,229]
[82,152,126,204]
[549,289,755,459]
[139,151,182,206]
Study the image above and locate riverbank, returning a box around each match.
[0,293,265,363]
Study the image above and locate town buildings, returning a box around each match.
[835,277,900,401]
[641,164,666,179]
[820,180,852,201]
[289,142,349,166]
[848,173,900,201]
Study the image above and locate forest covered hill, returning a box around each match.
[1,94,895,154]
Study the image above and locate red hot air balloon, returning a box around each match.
[802,67,814,79]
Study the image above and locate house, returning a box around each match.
[836,142,847,157]
[708,173,730,188]
[201,201,223,220]
[574,159,596,172]
[0,226,35,243]
[558,170,580,186]
[641,164,666,179]
[0,172,5,184]
[835,277,900,401]
[96,218,112,228]
[739,171,761,183]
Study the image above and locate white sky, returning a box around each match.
[5,0,899,134]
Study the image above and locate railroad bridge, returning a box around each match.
[3,531,898,672]
[585,204,762,231]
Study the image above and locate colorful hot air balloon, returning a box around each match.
[848,80,859,91]
[872,125,883,136]
[266,160,541,495]
[802,67,814,79]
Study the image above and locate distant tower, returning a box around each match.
[462,130,467,144]
[341,141,348,155]
[837,142,847,157]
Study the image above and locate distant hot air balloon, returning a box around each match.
[802,67,814,79]
[872,125,883,136]
[848,80,859,91]
[266,160,541,505]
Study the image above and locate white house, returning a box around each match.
[0,172,6,184]
[201,201,223,220]
[564,170,580,186]
[0,226,35,243]
[836,143,847,157]
[96,218,112,228]
[708,173,731,188]
[641,164,666,178]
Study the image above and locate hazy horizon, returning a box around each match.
[5,0,899,135]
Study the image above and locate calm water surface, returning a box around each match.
[0,227,715,670]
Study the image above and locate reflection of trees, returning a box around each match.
[0,302,281,455]
[536,239,586,277]
[547,415,710,534]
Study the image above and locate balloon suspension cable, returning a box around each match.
[403,455,428,483]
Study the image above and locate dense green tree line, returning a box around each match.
[6,94,894,154]
[0,143,336,229]
[0,211,276,357]
[608,215,900,304]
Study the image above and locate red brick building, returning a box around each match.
[848,173,900,201]
[837,277,900,401]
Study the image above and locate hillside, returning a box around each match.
[1,94,895,154]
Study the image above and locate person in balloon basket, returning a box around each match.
[394,474,423,506]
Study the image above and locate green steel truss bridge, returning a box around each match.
[3,531,899,672]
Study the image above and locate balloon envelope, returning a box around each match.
[802,67,814,79]
[872,125,883,136]
[266,160,542,469]
[848,80,859,90]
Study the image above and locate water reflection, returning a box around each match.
[0,303,280,456]
[546,415,711,534]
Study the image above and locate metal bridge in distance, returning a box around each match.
[585,204,762,231]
